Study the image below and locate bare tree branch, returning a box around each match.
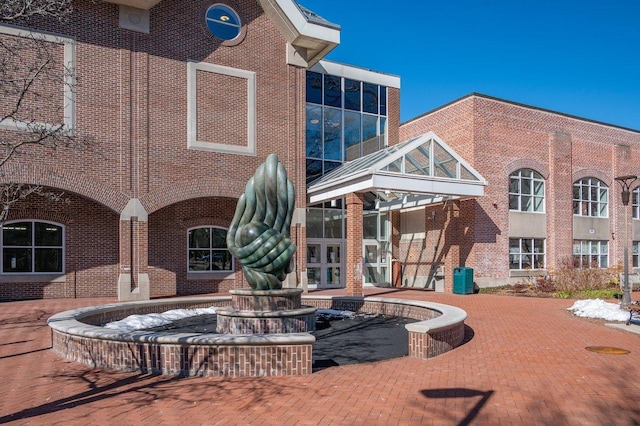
[0,0,91,221]
[0,0,72,22]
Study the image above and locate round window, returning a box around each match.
[205,4,242,41]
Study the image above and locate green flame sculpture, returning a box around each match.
[226,154,296,290]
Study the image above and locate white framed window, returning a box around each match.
[573,240,608,268]
[573,178,608,217]
[633,241,640,268]
[509,238,545,270]
[509,169,545,213]
[2,220,64,274]
[632,187,640,220]
[188,226,233,272]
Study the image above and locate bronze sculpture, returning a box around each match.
[226,154,296,290]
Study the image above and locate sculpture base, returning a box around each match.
[216,288,316,334]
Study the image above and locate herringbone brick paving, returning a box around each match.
[1,289,639,425]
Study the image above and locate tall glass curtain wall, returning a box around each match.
[305,71,389,286]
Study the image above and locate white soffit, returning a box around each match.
[258,0,340,67]
[307,131,487,205]
[310,60,401,89]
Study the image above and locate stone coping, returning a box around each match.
[48,294,466,347]
[47,296,314,346]
[302,295,467,334]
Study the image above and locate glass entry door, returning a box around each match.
[306,240,343,288]
[363,239,389,286]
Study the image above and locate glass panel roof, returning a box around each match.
[307,132,487,206]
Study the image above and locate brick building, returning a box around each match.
[1,1,639,301]
[399,94,640,290]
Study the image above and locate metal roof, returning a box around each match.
[307,131,488,210]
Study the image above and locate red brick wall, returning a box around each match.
[1,0,307,299]
[400,95,640,286]
[0,192,119,300]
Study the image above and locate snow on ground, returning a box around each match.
[104,299,635,332]
[104,307,218,332]
[566,299,631,322]
[104,307,361,332]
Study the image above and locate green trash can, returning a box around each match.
[453,267,474,294]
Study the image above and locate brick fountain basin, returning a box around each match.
[48,291,467,377]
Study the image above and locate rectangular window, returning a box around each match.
[572,240,608,268]
[509,238,545,270]
[2,221,64,274]
[323,75,341,107]
[306,71,322,104]
[187,227,232,272]
[344,79,361,111]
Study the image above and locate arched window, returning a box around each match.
[573,178,608,217]
[509,169,545,212]
[188,226,233,272]
[1,220,64,273]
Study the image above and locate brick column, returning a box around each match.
[346,193,364,297]
[118,199,150,301]
[443,200,461,293]
[548,131,573,271]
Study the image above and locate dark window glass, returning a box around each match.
[323,107,342,161]
[211,228,227,248]
[189,250,210,271]
[306,159,323,185]
[306,71,322,104]
[344,79,361,111]
[379,86,387,115]
[363,214,377,239]
[362,83,378,114]
[344,111,361,161]
[362,114,378,156]
[3,222,31,246]
[35,248,62,272]
[210,250,232,270]
[35,223,62,246]
[306,105,322,158]
[188,227,232,272]
[3,248,31,272]
[205,4,241,40]
[2,221,64,274]
[324,75,341,107]
[188,228,210,248]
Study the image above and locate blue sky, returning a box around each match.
[302,1,640,129]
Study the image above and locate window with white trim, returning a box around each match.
[509,169,545,212]
[573,178,608,217]
[509,238,545,270]
[632,187,640,220]
[633,241,640,268]
[188,226,233,272]
[2,221,64,273]
[573,240,608,268]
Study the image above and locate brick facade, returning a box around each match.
[0,0,308,300]
[400,94,640,287]
[3,1,639,300]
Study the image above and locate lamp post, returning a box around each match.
[615,174,637,306]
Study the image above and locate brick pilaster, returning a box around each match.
[346,192,364,296]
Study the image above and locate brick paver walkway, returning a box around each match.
[1,290,639,425]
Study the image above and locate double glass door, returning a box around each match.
[306,240,342,288]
